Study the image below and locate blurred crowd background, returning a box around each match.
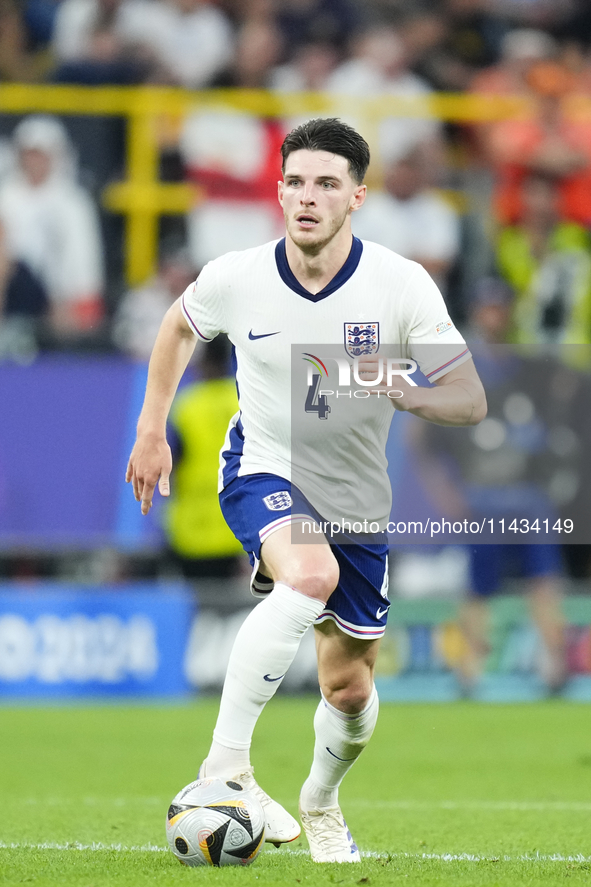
[2,0,591,350]
[1,0,591,698]
[3,0,591,351]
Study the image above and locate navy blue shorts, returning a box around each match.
[469,544,562,596]
[219,473,390,639]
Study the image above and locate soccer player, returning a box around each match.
[127,118,486,863]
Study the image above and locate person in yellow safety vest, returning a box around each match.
[164,334,244,578]
[496,172,591,345]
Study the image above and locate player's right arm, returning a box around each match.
[126,298,197,515]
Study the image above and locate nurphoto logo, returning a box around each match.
[303,353,418,409]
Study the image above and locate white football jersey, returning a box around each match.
[181,237,469,526]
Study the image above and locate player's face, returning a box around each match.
[278,149,366,253]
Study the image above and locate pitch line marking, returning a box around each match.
[19,798,591,812]
[1,842,591,862]
[21,796,163,807]
[286,849,591,862]
[0,842,168,852]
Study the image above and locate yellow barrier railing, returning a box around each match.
[3,84,586,285]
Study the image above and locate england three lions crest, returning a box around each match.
[344,322,380,357]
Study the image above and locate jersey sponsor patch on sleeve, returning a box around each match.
[435,319,454,336]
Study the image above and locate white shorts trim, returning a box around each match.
[258,514,315,544]
[315,609,386,640]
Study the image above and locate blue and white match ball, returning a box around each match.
[165,777,265,867]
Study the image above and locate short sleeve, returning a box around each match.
[406,264,471,382]
[181,260,226,340]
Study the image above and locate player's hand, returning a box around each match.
[356,357,416,411]
[125,433,173,516]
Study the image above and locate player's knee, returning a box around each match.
[287,561,339,602]
[322,680,372,715]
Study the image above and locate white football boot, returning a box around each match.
[299,803,361,863]
[198,761,300,846]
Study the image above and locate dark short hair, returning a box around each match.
[281,118,370,184]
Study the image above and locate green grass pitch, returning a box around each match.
[1,698,591,886]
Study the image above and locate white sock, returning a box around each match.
[205,582,325,776]
[300,685,379,811]
[204,741,250,777]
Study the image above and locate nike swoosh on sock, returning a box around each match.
[326,746,356,762]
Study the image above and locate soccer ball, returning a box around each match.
[165,776,266,867]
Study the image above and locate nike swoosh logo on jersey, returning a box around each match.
[263,673,285,682]
[376,606,390,620]
[326,747,356,762]
[248,330,281,340]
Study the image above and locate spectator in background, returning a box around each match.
[557,1,591,51]
[0,0,53,81]
[275,0,363,57]
[113,248,197,361]
[51,0,150,84]
[52,0,129,65]
[0,116,105,340]
[486,0,576,30]
[52,0,234,88]
[486,61,591,227]
[164,334,244,580]
[181,18,291,267]
[396,9,451,90]
[325,24,443,166]
[179,108,284,267]
[122,0,234,88]
[496,172,591,344]
[0,217,47,361]
[213,17,283,88]
[353,144,461,294]
[409,0,507,92]
[23,0,60,51]
[219,0,275,29]
[558,39,591,90]
[270,40,338,92]
[468,29,558,171]
[0,129,41,357]
[471,27,557,95]
[466,275,514,342]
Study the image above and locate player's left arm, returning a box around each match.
[392,358,486,426]
[361,356,486,426]
[365,264,486,425]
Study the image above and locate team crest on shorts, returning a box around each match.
[344,322,380,357]
[263,491,292,511]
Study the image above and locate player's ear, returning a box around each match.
[350,184,366,213]
[277,180,284,207]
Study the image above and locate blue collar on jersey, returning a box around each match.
[275,236,363,302]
